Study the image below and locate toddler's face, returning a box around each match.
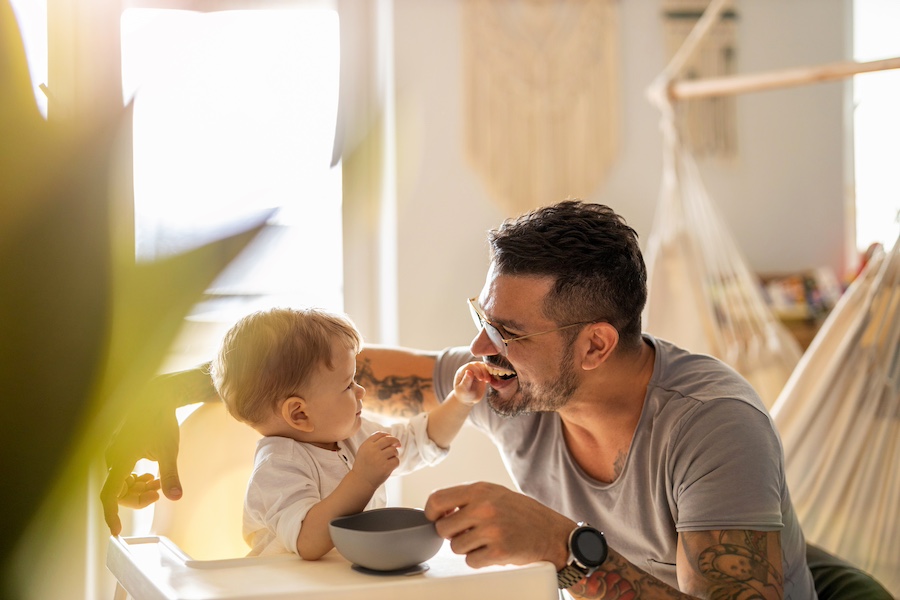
[303,345,365,444]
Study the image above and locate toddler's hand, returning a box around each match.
[353,431,401,489]
[116,472,162,510]
[454,362,491,406]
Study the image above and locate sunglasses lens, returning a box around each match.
[468,301,484,330]
[483,324,508,356]
[468,299,507,356]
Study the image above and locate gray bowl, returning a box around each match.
[329,507,443,571]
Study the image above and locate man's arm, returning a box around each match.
[424,483,785,600]
[356,345,441,417]
[675,530,784,599]
[567,529,784,599]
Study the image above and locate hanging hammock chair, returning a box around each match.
[771,236,900,596]
[642,114,804,409]
[642,3,802,409]
[643,0,900,593]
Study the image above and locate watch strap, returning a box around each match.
[557,563,588,589]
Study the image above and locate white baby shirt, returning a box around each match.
[243,413,446,556]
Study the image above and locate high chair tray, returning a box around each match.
[107,535,557,600]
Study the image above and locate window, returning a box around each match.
[120,6,344,368]
[9,0,48,117]
[853,0,900,252]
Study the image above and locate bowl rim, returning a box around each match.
[329,507,435,532]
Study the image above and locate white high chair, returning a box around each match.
[149,401,260,561]
[111,401,261,599]
[107,401,557,600]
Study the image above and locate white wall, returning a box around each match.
[392,0,850,351]
[385,0,852,506]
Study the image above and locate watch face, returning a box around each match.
[572,528,607,567]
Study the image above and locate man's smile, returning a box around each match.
[485,363,517,380]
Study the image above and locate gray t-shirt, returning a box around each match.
[434,335,815,598]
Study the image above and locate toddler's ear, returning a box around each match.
[283,396,313,432]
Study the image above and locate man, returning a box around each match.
[104,201,815,598]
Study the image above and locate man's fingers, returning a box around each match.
[101,464,133,535]
[424,483,475,522]
[156,452,182,501]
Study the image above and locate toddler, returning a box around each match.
[210,307,488,558]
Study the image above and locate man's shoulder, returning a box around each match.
[646,335,763,408]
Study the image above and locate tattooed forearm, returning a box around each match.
[566,531,784,600]
[357,358,432,417]
[569,549,685,599]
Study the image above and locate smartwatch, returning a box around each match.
[557,523,608,589]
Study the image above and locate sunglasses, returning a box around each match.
[467,297,597,357]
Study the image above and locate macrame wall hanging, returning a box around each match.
[462,0,619,215]
[662,0,738,157]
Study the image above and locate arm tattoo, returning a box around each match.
[356,358,432,418]
[567,532,783,599]
[687,531,784,600]
[569,551,682,599]
[612,450,628,480]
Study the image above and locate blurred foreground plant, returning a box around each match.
[0,3,264,597]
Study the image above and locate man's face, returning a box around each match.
[469,265,581,417]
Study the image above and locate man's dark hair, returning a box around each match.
[488,200,647,351]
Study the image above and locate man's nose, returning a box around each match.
[469,327,501,357]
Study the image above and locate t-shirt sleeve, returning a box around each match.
[671,399,786,532]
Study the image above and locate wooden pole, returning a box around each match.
[669,56,900,100]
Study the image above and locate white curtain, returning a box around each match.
[331,0,386,168]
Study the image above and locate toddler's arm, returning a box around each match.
[425,361,488,449]
[296,432,400,560]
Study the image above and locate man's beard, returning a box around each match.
[487,346,579,417]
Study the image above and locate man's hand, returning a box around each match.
[101,398,182,536]
[100,367,219,535]
[424,482,574,569]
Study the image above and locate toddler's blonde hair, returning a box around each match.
[210,307,362,425]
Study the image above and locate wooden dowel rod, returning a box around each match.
[669,56,900,100]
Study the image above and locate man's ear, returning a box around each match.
[282,396,313,432]
[582,322,619,371]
